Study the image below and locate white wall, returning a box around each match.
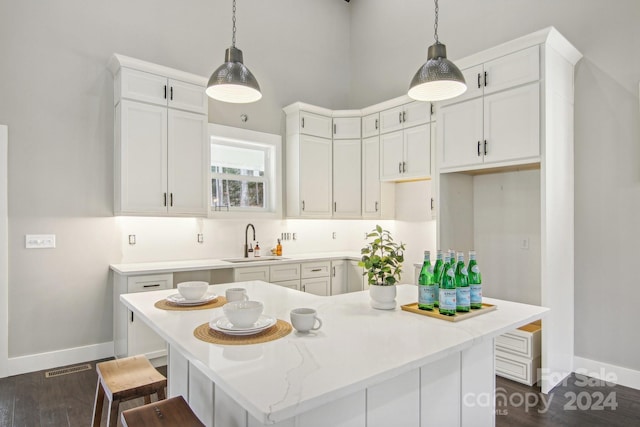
[350,0,640,372]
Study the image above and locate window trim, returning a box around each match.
[208,123,282,219]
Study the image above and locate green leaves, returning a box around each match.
[360,225,406,286]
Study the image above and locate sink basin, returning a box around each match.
[222,257,289,263]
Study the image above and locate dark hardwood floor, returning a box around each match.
[0,359,638,426]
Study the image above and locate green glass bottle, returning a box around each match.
[455,252,470,312]
[439,255,457,316]
[418,251,436,310]
[468,250,483,309]
[432,250,444,307]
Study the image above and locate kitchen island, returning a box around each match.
[120,281,547,427]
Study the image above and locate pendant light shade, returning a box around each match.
[206,0,262,103]
[408,0,466,102]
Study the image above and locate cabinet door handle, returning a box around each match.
[398,162,402,173]
[484,71,488,87]
[163,192,167,206]
[402,161,406,173]
[477,73,481,89]
[431,198,434,210]
[375,201,379,212]
[170,193,173,206]
[301,117,305,128]
[399,112,402,124]
[143,284,161,288]
[477,141,481,156]
[375,119,378,130]
[484,140,488,155]
[430,104,434,115]
[164,85,167,99]
[311,268,322,272]
[302,200,305,211]
[170,86,174,100]
[334,201,337,212]
[402,111,406,123]
[332,266,336,277]
[333,123,337,135]
[131,312,134,322]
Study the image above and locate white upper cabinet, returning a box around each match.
[333,117,361,139]
[300,111,333,138]
[438,45,541,172]
[362,113,380,139]
[379,101,431,134]
[333,139,361,217]
[110,54,208,216]
[380,123,431,181]
[118,67,207,114]
[297,135,333,217]
[362,136,381,218]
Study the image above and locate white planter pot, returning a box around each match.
[369,284,397,310]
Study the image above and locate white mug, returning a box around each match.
[225,287,249,302]
[290,308,322,333]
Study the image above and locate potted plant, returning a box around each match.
[359,225,406,309]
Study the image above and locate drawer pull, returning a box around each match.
[310,268,322,272]
[143,284,161,288]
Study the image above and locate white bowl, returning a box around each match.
[223,301,264,328]
[177,281,209,301]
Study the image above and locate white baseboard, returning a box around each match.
[6,341,114,377]
[574,356,640,391]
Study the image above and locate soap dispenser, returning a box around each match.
[254,242,261,257]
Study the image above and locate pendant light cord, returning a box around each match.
[232,0,237,47]
[433,0,439,44]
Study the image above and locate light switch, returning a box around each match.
[25,234,56,249]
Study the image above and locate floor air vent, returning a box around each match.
[45,363,92,378]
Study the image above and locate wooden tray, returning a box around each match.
[401,302,496,322]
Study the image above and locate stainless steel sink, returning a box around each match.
[222,256,289,263]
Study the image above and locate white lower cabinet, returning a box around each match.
[301,277,330,296]
[270,263,301,290]
[114,273,172,361]
[495,321,542,385]
[233,266,270,282]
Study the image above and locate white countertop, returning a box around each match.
[120,281,548,424]
[110,252,361,275]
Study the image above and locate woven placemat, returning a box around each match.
[193,319,292,345]
[154,296,227,311]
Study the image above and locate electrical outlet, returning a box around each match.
[197,233,204,243]
[128,235,136,245]
[25,234,56,249]
[332,232,337,239]
[520,237,529,250]
[292,232,297,240]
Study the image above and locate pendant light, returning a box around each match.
[408,0,466,102]
[206,0,262,103]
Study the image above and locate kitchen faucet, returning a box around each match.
[244,223,256,258]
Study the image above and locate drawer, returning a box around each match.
[270,263,301,282]
[233,266,270,282]
[496,351,541,386]
[272,280,301,291]
[301,261,331,279]
[127,274,173,293]
[495,322,541,358]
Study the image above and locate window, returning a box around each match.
[209,124,281,216]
